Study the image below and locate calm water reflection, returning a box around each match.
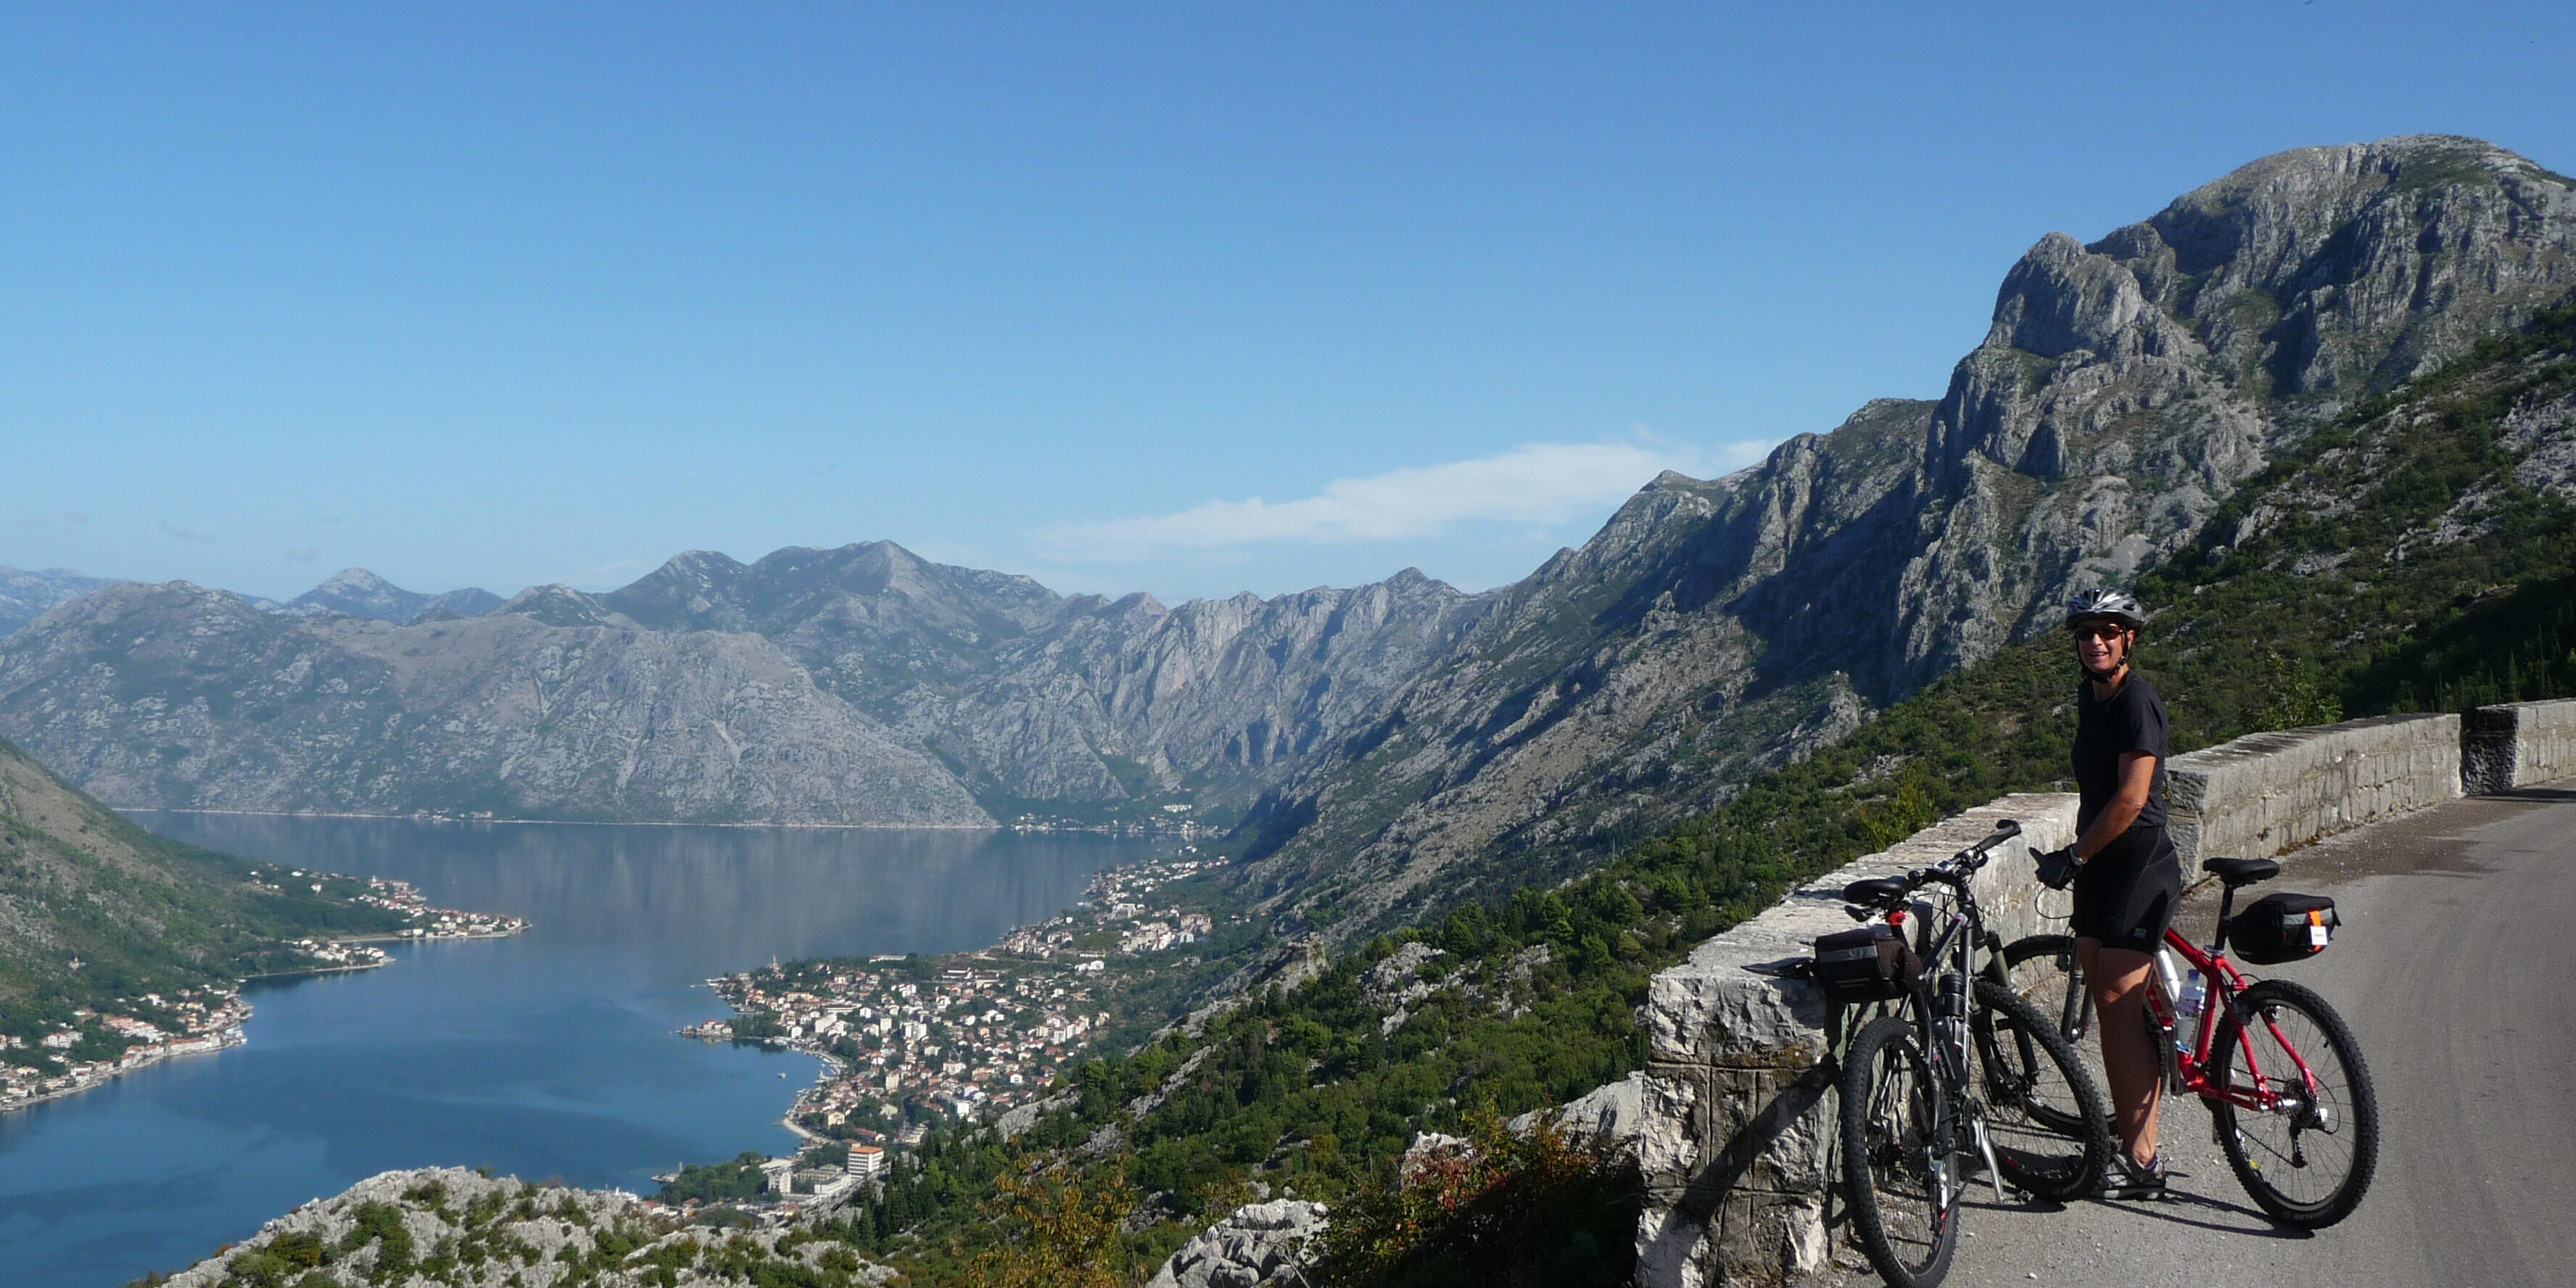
[0,814,1152,1288]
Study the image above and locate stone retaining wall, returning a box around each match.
[2463,698,2576,793]
[2164,713,2460,865]
[1634,794,2080,1288]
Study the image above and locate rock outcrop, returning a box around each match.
[1145,1199,1328,1288]
[149,1166,893,1288]
[1511,1072,1648,1156]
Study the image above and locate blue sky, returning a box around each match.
[5,4,2569,603]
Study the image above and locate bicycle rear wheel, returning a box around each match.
[1970,978,2113,1200]
[2208,978,2380,1228]
[1839,1015,1961,1287]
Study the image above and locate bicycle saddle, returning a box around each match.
[2203,856,2280,886]
[1842,877,1910,906]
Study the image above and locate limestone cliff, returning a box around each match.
[1231,136,2576,935]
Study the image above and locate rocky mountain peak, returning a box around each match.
[1931,135,2575,503]
[604,549,755,628]
[496,584,631,629]
[315,566,395,593]
[2133,136,2574,398]
[287,567,503,624]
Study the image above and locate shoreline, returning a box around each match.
[115,806,1010,832]
[8,922,527,1117]
[1,1025,246,1115]
[114,806,1201,837]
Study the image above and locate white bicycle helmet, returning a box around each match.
[2065,587,2145,631]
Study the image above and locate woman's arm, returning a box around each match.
[2075,751,2158,860]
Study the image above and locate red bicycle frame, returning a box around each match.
[2143,927,2325,1115]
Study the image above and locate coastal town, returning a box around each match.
[0,986,253,1112]
[350,875,532,942]
[683,851,1226,1155]
[0,873,528,1115]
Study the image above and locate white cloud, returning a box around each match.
[1035,440,1736,562]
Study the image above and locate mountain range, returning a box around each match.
[0,567,119,638]
[2,138,2569,896]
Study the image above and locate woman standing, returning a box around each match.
[2032,587,2180,1200]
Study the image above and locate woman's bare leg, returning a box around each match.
[2078,938,2162,1168]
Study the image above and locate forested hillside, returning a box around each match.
[0,736,411,1062]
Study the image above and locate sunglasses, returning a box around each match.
[2068,622,2131,640]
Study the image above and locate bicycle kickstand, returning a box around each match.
[1969,1116,2009,1202]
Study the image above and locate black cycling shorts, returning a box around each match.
[2070,825,2181,954]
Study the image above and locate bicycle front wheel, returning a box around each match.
[2208,978,2380,1228]
[1840,1015,1961,1288]
[1971,978,2113,1200]
[1996,933,2091,1045]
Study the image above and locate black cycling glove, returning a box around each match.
[2033,846,2080,890]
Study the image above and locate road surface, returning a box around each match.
[1838,779,2576,1287]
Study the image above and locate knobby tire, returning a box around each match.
[1839,1015,1960,1288]
[2208,978,2380,1228]
[1970,978,2113,1200]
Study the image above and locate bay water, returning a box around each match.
[0,814,1152,1288]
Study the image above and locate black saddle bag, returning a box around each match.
[1813,924,1921,1003]
[2225,892,2340,965]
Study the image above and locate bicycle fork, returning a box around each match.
[1935,1005,2010,1203]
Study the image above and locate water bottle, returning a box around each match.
[2174,969,2205,1053]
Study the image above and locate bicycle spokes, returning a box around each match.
[2210,981,2379,1226]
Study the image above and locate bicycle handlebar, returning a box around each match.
[1842,820,2023,911]
[1924,819,2023,882]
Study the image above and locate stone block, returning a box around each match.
[2464,698,2576,793]
[1638,1062,1833,1202]
[1636,1062,1711,1197]
[1635,1190,1826,1288]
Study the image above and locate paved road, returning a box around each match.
[1848,780,2576,1288]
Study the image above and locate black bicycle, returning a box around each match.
[1820,820,2114,1288]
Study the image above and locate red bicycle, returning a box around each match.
[1995,856,2379,1227]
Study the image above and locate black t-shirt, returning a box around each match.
[2073,672,2170,835]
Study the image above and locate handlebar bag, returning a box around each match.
[2225,892,2340,965]
[1813,924,1921,1002]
